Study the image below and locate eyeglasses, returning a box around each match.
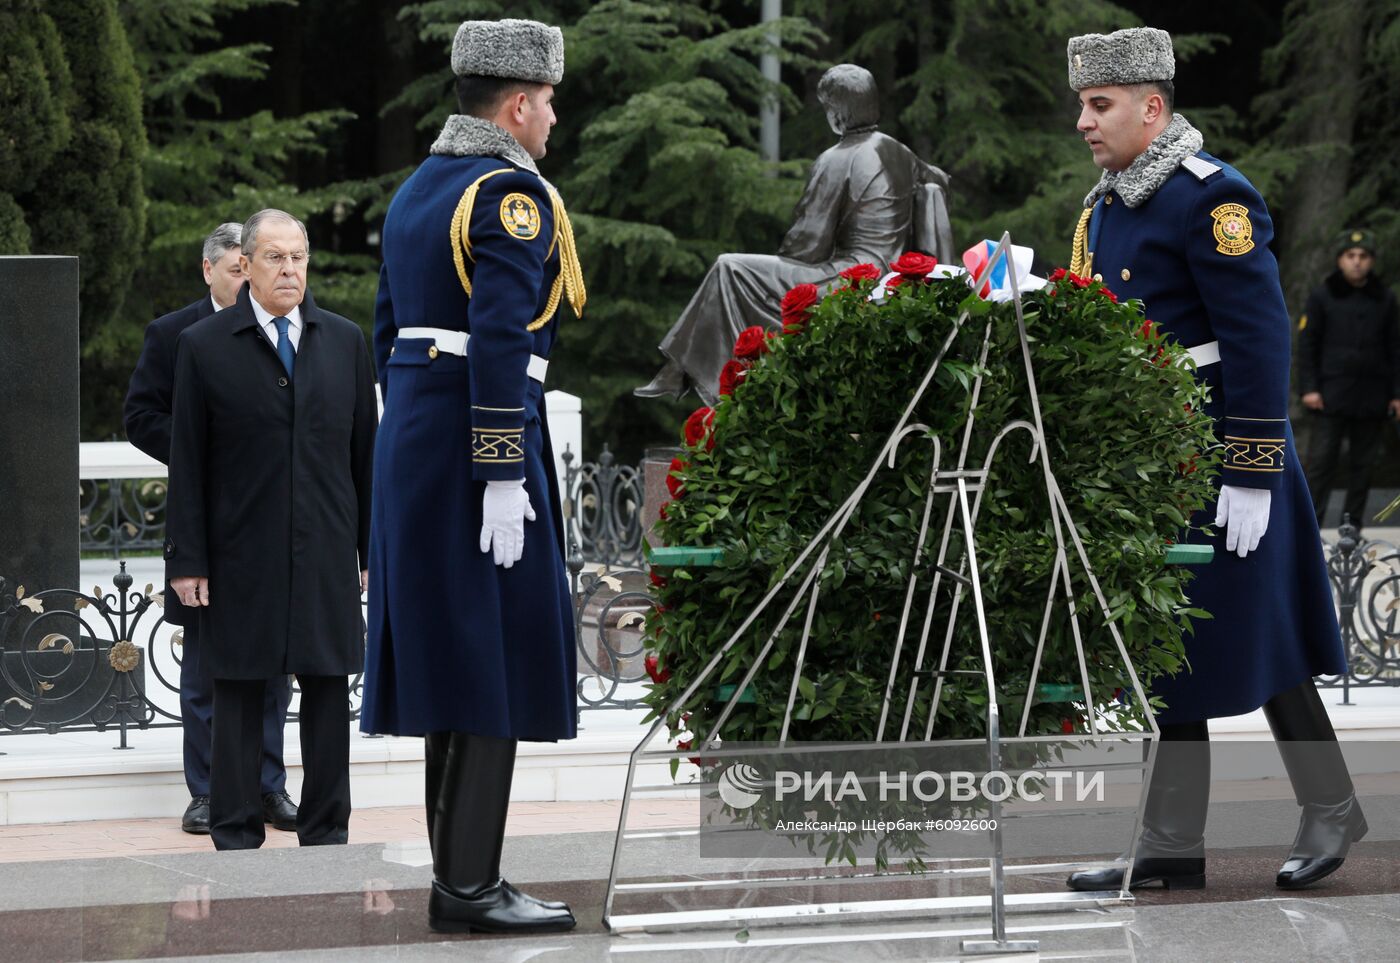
[259,250,310,268]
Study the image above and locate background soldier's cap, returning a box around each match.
[1067,27,1175,91]
[1335,229,1376,257]
[452,19,564,84]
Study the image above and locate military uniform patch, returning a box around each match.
[500,193,541,241]
[1211,203,1254,256]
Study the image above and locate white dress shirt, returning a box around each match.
[249,295,303,352]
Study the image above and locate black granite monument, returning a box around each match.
[0,256,80,593]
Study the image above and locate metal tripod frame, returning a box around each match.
[604,234,1161,953]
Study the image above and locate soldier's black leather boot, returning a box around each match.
[428,733,575,934]
[424,731,449,852]
[1067,721,1210,891]
[1264,681,1368,889]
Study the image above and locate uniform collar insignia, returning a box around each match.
[1085,112,1203,209]
[431,114,539,175]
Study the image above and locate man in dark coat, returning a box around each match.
[123,222,296,836]
[167,209,377,851]
[1060,28,1362,894]
[363,18,579,935]
[635,63,954,404]
[1299,229,1400,529]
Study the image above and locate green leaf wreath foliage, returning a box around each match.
[643,262,1222,757]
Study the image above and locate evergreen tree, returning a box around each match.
[118,0,376,350]
[0,0,72,253]
[13,0,147,434]
[1249,0,1400,310]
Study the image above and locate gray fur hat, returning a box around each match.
[451,19,564,84]
[1067,27,1174,91]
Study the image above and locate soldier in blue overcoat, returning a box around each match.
[361,18,584,934]
[1059,28,1365,894]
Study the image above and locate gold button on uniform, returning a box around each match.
[1104,195,1113,205]
[427,345,439,359]
[1121,268,1132,282]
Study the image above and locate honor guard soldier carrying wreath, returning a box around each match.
[1060,28,1365,893]
[361,18,584,934]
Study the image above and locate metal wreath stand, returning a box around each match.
[604,234,1180,953]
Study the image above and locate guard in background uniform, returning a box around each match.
[1061,28,1363,892]
[1298,229,1400,530]
[361,18,583,934]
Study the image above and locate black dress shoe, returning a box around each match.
[1276,795,1368,889]
[181,795,211,835]
[500,878,568,911]
[428,878,576,934]
[262,790,299,832]
[1067,855,1205,891]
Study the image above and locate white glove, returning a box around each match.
[1215,484,1271,558]
[479,479,535,568]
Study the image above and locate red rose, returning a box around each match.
[839,262,881,283]
[666,456,687,499]
[684,406,715,450]
[733,325,770,360]
[1099,286,1118,303]
[658,500,670,521]
[889,251,938,279]
[675,737,701,767]
[649,569,668,589]
[1048,267,1068,282]
[1070,273,1091,289]
[1061,718,1075,734]
[718,359,750,396]
[645,653,672,684]
[780,283,819,334]
[1138,319,1155,339]
[885,274,906,290]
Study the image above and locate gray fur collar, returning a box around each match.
[430,114,539,175]
[1084,113,1203,209]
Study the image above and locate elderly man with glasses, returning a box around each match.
[166,208,378,851]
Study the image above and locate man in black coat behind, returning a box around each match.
[123,223,296,836]
[1299,229,1400,530]
[167,209,377,850]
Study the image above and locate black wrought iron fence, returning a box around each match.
[80,478,169,557]
[0,563,366,745]
[25,488,1397,747]
[560,445,646,570]
[1317,517,1400,702]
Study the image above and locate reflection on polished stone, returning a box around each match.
[0,834,1394,961]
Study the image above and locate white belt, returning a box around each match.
[1187,340,1220,368]
[397,327,548,383]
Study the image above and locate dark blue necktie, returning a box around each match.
[273,316,295,378]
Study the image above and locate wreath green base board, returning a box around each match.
[651,543,1213,568]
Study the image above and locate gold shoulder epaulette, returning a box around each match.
[1069,206,1093,277]
[449,168,589,332]
[528,187,587,331]
[450,167,514,299]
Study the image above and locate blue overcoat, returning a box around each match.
[361,148,579,741]
[1084,150,1346,723]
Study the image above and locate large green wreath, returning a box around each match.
[643,260,1220,765]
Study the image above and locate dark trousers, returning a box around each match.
[210,674,351,851]
[179,618,291,797]
[1305,413,1386,529]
